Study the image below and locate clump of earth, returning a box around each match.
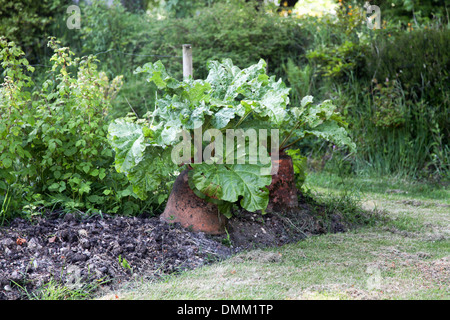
[0,195,353,300]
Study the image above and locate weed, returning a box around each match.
[221,228,232,247]
[118,255,133,273]
[0,190,11,226]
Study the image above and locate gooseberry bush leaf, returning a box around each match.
[0,38,158,217]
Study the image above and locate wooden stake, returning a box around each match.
[182,44,193,79]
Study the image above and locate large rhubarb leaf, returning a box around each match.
[126,147,176,200]
[285,98,356,152]
[108,118,146,173]
[134,60,181,91]
[303,121,356,152]
[189,161,272,216]
[108,118,177,200]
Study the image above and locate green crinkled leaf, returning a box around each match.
[301,95,314,108]
[134,60,180,90]
[285,148,308,188]
[158,119,184,146]
[206,59,242,100]
[211,107,237,129]
[184,102,213,129]
[303,121,356,152]
[302,99,338,128]
[126,148,176,200]
[189,162,272,213]
[108,118,177,200]
[181,79,211,104]
[108,118,146,173]
[241,77,290,125]
[284,97,355,152]
[206,58,269,102]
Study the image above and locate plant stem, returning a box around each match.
[279,120,305,149]
[280,136,305,152]
[234,110,252,129]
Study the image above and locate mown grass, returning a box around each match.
[98,172,449,300]
[309,171,450,201]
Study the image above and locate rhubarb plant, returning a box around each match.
[107,59,355,217]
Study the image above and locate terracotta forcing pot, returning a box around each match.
[160,153,298,234]
[266,153,299,212]
[160,169,227,235]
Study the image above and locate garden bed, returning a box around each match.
[0,194,351,300]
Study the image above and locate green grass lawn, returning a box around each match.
[99,172,449,300]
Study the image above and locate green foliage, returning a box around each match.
[73,1,156,118]
[108,117,177,202]
[108,59,354,217]
[0,190,11,226]
[285,148,308,190]
[0,0,71,63]
[280,96,356,153]
[0,38,158,221]
[21,277,109,300]
[366,28,450,106]
[118,254,132,271]
[156,0,216,18]
[283,6,449,179]
[283,59,315,101]
[352,28,450,177]
[306,40,368,80]
[142,0,308,79]
[369,0,449,24]
[370,78,407,128]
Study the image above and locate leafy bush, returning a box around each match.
[0,38,162,221]
[0,0,71,63]
[306,40,368,80]
[108,59,355,217]
[354,28,450,177]
[142,0,309,79]
[284,8,449,179]
[71,1,158,118]
[366,28,450,105]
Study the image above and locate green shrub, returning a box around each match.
[108,59,355,217]
[285,11,449,179]
[366,28,450,105]
[142,0,309,79]
[355,28,450,177]
[0,0,71,63]
[0,38,165,222]
[67,1,157,118]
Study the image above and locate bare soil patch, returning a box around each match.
[0,195,355,300]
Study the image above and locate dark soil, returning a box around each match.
[0,195,352,300]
